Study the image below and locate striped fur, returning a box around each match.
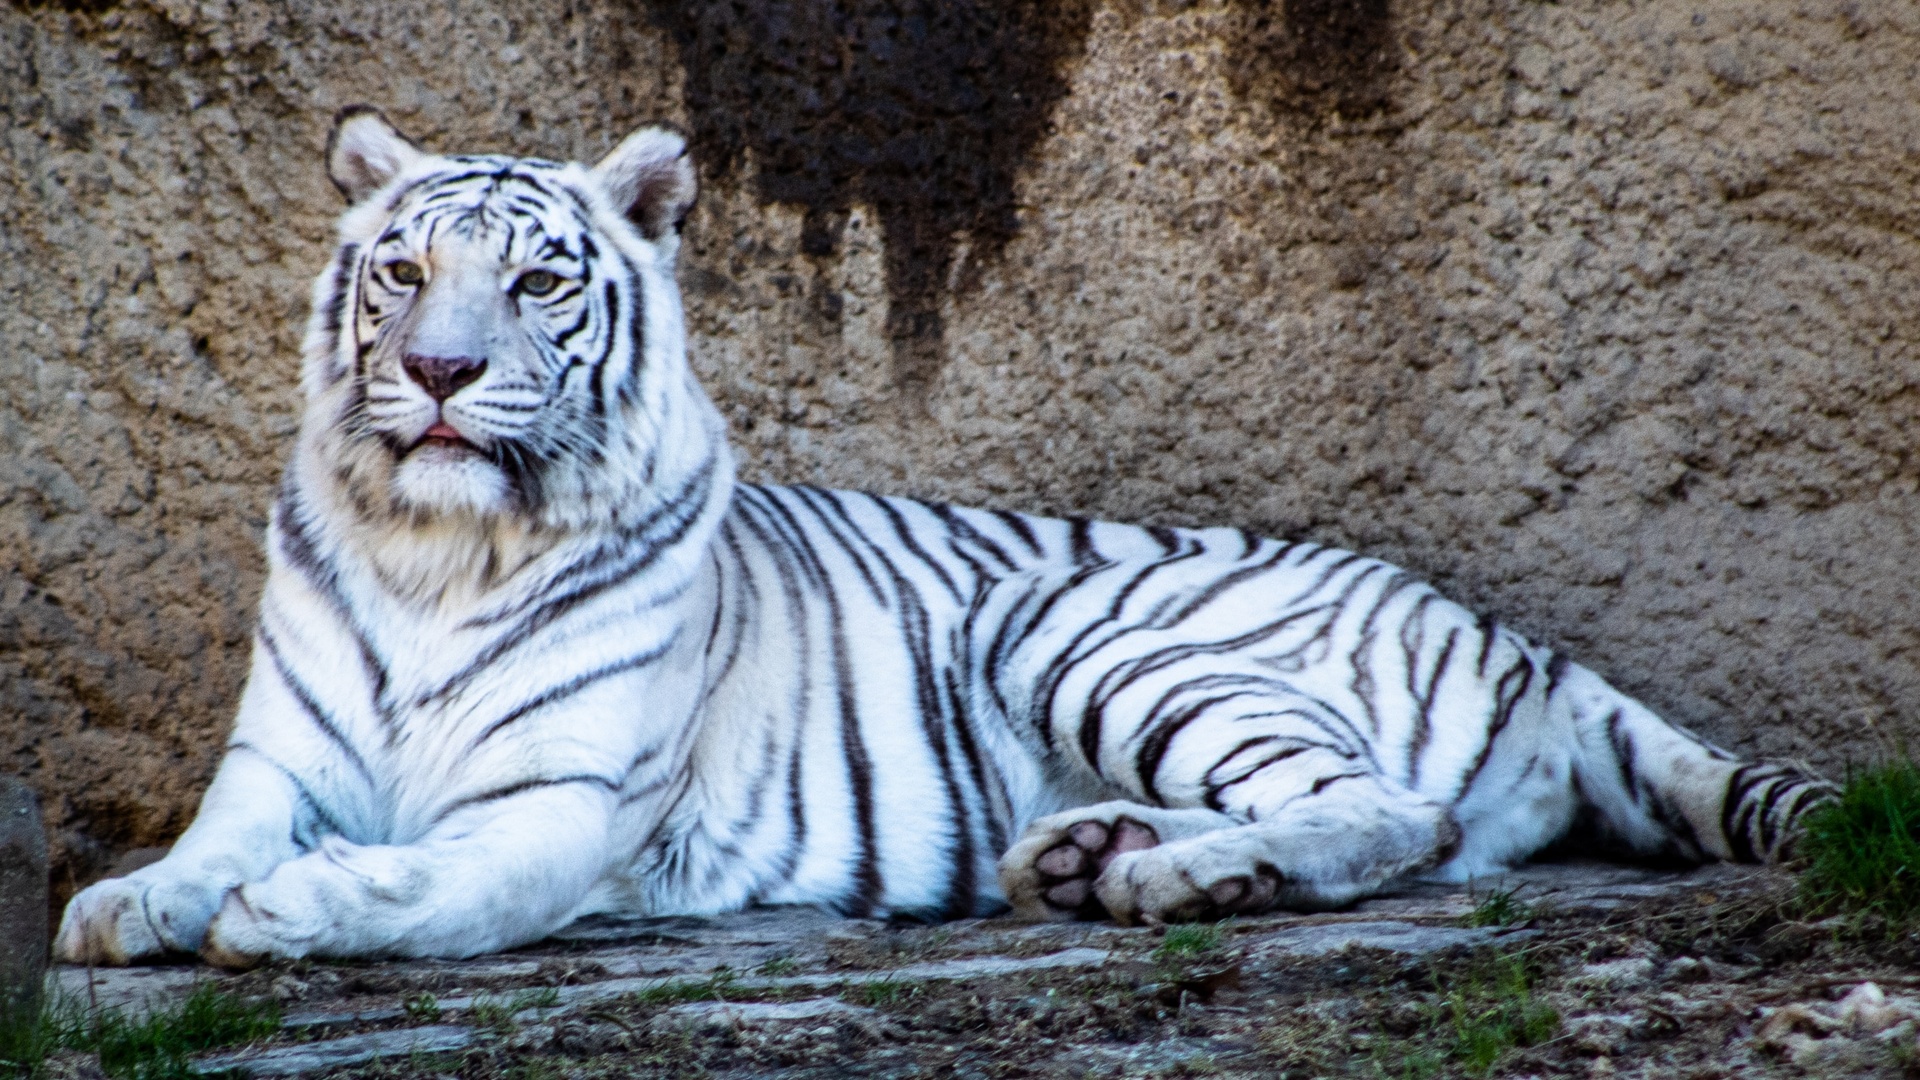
[56,112,1831,964]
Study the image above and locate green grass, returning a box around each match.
[623,973,738,1007]
[1153,923,1223,961]
[755,956,800,977]
[1377,952,1558,1079]
[401,992,441,1023]
[1799,760,1920,925]
[1462,886,1532,928]
[844,977,918,1008]
[466,988,560,1030]
[1,983,280,1080]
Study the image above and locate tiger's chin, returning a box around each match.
[391,448,514,520]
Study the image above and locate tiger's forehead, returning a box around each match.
[374,154,598,262]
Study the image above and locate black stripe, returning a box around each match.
[991,508,1044,557]
[323,242,359,380]
[1067,517,1097,566]
[226,741,349,840]
[1073,562,1387,774]
[869,495,965,604]
[272,489,394,722]
[1753,773,1800,857]
[789,488,887,606]
[1542,652,1572,698]
[927,503,1018,571]
[467,638,678,751]
[430,774,618,828]
[1721,764,1769,863]
[256,625,376,785]
[735,490,883,912]
[552,305,593,349]
[1133,680,1269,804]
[1205,743,1314,811]
[804,489,979,916]
[945,664,1005,875]
[1474,612,1498,676]
[1403,619,1459,787]
[1309,772,1368,796]
[618,252,646,405]
[1452,656,1537,797]
[1346,572,1419,739]
[829,582,883,916]
[1606,709,1638,800]
[1159,542,1299,627]
[460,457,715,630]
[428,461,715,703]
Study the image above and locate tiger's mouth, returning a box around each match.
[410,420,479,455]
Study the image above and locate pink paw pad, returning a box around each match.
[1033,817,1160,916]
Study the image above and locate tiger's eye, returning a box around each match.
[518,269,560,297]
[389,260,424,286]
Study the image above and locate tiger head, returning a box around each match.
[297,108,729,539]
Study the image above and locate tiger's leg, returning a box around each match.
[56,746,316,964]
[1554,662,1834,863]
[999,683,1460,924]
[199,781,614,966]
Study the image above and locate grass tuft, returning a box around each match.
[755,956,800,978]
[0,996,58,1080]
[1154,923,1223,961]
[1462,886,1532,928]
[845,978,918,1008]
[1437,953,1558,1077]
[1799,760,1920,925]
[624,973,737,1007]
[2,983,279,1080]
[1375,951,1558,1079]
[467,988,560,1031]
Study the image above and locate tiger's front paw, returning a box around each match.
[999,801,1234,922]
[55,874,223,965]
[200,887,302,969]
[202,840,366,968]
[1094,835,1285,926]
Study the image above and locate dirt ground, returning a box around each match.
[45,861,1920,1079]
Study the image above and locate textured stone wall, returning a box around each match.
[4,0,1918,892]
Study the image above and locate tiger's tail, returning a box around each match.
[1553,661,1834,864]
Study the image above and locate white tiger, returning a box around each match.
[57,109,1829,966]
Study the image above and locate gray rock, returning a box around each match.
[190,1024,475,1077]
[276,946,1113,1033]
[51,965,206,1023]
[1245,920,1531,959]
[1573,958,1658,991]
[652,998,879,1032]
[552,904,854,947]
[0,777,47,1014]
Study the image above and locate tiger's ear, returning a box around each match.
[327,106,424,204]
[592,125,698,241]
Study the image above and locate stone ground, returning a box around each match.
[46,861,1920,1078]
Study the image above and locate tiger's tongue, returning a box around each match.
[425,421,463,440]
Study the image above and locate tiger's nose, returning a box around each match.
[402,354,487,402]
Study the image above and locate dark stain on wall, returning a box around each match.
[1228,0,1397,119]
[641,0,1095,401]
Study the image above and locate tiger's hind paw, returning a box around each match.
[999,801,1234,921]
[1093,838,1287,926]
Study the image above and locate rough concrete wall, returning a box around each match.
[4,0,1918,893]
